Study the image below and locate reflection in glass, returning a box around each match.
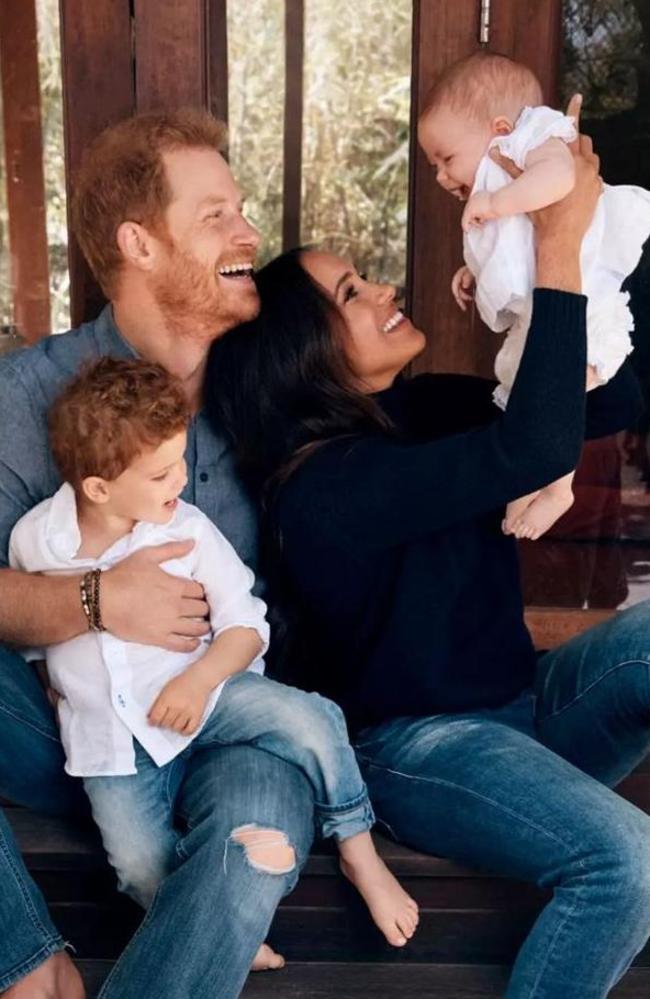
[521,0,650,610]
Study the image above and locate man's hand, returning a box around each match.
[451,265,475,311]
[148,669,212,735]
[461,191,499,232]
[101,540,210,652]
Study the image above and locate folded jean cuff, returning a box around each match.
[314,788,370,815]
[317,800,375,842]
[0,936,67,993]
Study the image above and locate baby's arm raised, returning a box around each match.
[494,139,576,215]
[462,139,575,231]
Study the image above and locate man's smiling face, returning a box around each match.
[150,147,262,339]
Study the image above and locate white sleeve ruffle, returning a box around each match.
[490,105,577,171]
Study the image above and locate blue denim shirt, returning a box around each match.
[0,305,258,570]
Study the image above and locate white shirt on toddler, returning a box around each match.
[464,105,650,408]
[8,483,269,777]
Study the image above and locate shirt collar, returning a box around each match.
[45,483,183,563]
[46,483,84,561]
[92,304,140,360]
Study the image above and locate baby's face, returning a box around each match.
[418,106,493,200]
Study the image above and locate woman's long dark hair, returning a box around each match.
[204,248,393,500]
[204,248,394,681]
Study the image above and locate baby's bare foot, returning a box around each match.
[503,491,539,536]
[3,952,85,999]
[510,489,574,540]
[340,852,419,947]
[251,943,285,972]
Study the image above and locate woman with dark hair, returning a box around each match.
[205,138,650,999]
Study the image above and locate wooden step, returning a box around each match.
[7,797,650,969]
[76,960,650,999]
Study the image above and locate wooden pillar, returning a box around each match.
[406,0,563,378]
[0,0,51,340]
[60,0,218,325]
[133,0,208,111]
[208,0,229,127]
[59,0,135,326]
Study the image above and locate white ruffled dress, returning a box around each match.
[463,105,650,409]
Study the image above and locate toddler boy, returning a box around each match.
[9,357,418,949]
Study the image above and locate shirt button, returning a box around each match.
[117,694,126,707]
[199,472,209,483]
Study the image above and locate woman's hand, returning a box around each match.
[490,95,602,293]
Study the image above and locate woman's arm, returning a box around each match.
[280,290,586,551]
[278,138,601,551]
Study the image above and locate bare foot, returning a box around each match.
[3,952,85,999]
[509,488,574,540]
[339,836,419,947]
[502,491,540,536]
[251,943,285,972]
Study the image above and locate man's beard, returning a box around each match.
[151,243,259,341]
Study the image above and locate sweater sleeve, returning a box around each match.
[277,289,587,551]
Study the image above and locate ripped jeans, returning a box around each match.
[0,643,315,999]
[84,670,373,907]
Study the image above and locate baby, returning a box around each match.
[9,357,418,952]
[418,51,650,540]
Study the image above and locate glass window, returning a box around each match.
[301,0,412,287]
[226,0,412,284]
[36,0,69,333]
[227,0,285,265]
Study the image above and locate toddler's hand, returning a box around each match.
[451,266,475,311]
[462,191,498,232]
[148,671,211,735]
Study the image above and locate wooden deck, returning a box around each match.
[8,752,650,997]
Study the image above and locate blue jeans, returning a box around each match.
[84,671,373,907]
[0,645,314,998]
[356,600,650,999]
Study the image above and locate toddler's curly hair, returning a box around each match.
[49,357,190,488]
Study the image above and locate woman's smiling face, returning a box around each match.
[301,250,426,393]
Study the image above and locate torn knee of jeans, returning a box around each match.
[229,823,296,874]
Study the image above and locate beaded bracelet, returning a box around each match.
[80,569,105,632]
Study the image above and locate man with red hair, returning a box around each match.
[0,109,313,999]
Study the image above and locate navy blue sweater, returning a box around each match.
[270,290,642,733]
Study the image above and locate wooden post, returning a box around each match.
[208,0,229,127]
[488,0,563,105]
[59,0,135,326]
[407,0,496,378]
[0,0,51,340]
[282,0,304,250]
[406,0,562,378]
[133,0,208,111]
